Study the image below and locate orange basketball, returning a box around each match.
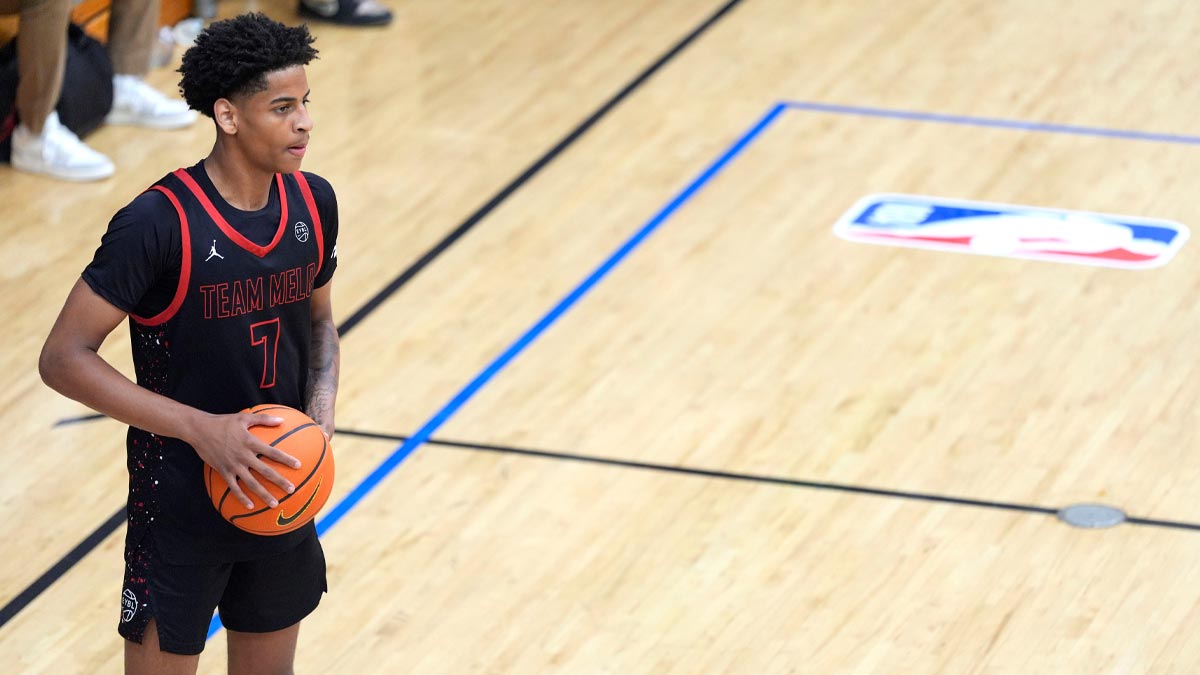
[205,404,335,536]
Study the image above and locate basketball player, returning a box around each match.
[38,14,339,674]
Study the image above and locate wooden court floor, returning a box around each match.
[4,0,1200,672]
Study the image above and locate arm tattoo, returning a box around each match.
[305,319,340,436]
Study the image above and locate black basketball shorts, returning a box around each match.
[118,530,327,655]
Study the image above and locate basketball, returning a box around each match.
[205,404,335,536]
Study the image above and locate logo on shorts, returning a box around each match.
[121,588,139,622]
[295,221,310,243]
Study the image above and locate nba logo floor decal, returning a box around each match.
[833,194,1189,269]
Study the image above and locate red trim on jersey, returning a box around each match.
[172,169,289,258]
[293,172,325,276]
[132,186,192,326]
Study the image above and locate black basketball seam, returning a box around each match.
[214,417,314,514]
[267,422,319,448]
[229,430,327,523]
[250,405,292,415]
[234,465,325,532]
[217,477,232,514]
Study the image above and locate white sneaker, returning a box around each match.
[11,111,115,182]
[106,74,198,129]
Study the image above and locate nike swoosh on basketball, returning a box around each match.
[277,478,322,526]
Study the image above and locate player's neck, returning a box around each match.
[203,144,275,212]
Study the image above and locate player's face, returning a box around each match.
[235,66,314,174]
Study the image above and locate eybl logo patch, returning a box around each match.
[834,194,1188,269]
[121,588,138,622]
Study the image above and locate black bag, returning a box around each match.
[0,23,114,162]
[0,37,15,159]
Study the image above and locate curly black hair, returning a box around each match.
[179,13,319,118]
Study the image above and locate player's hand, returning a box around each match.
[189,412,301,510]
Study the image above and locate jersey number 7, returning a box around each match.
[249,318,281,389]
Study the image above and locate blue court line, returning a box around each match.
[206,102,789,639]
[784,100,1200,145]
[204,97,1200,639]
[206,97,1200,639]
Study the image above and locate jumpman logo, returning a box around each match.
[206,240,224,262]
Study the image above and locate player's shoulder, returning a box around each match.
[110,185,177,232]
[298,171,335,199]
[297,171,338,225]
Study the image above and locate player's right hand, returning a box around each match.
[190,412,301,510]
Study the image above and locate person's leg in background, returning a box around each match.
[106,0,196,129]
[6,0,64,136]
[2,0,114,181]
[298,0,393,27]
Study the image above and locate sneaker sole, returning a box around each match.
[105,109,198,130]
[11,155,115,182]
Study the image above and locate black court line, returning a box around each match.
[335,428,1200,532]
[7,0,748,633]
[337,0,747,335]
[0,508,127,628]
[1124,516,1200,532]
[53,413,106,428]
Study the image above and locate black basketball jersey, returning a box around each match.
[86,165,337,565]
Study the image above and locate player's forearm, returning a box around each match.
[39,343,209,444]
[305,318,340,435]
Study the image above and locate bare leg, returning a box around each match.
[227,622,301,675]
[124,618,201,675]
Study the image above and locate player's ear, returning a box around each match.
[213,98,238,135]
